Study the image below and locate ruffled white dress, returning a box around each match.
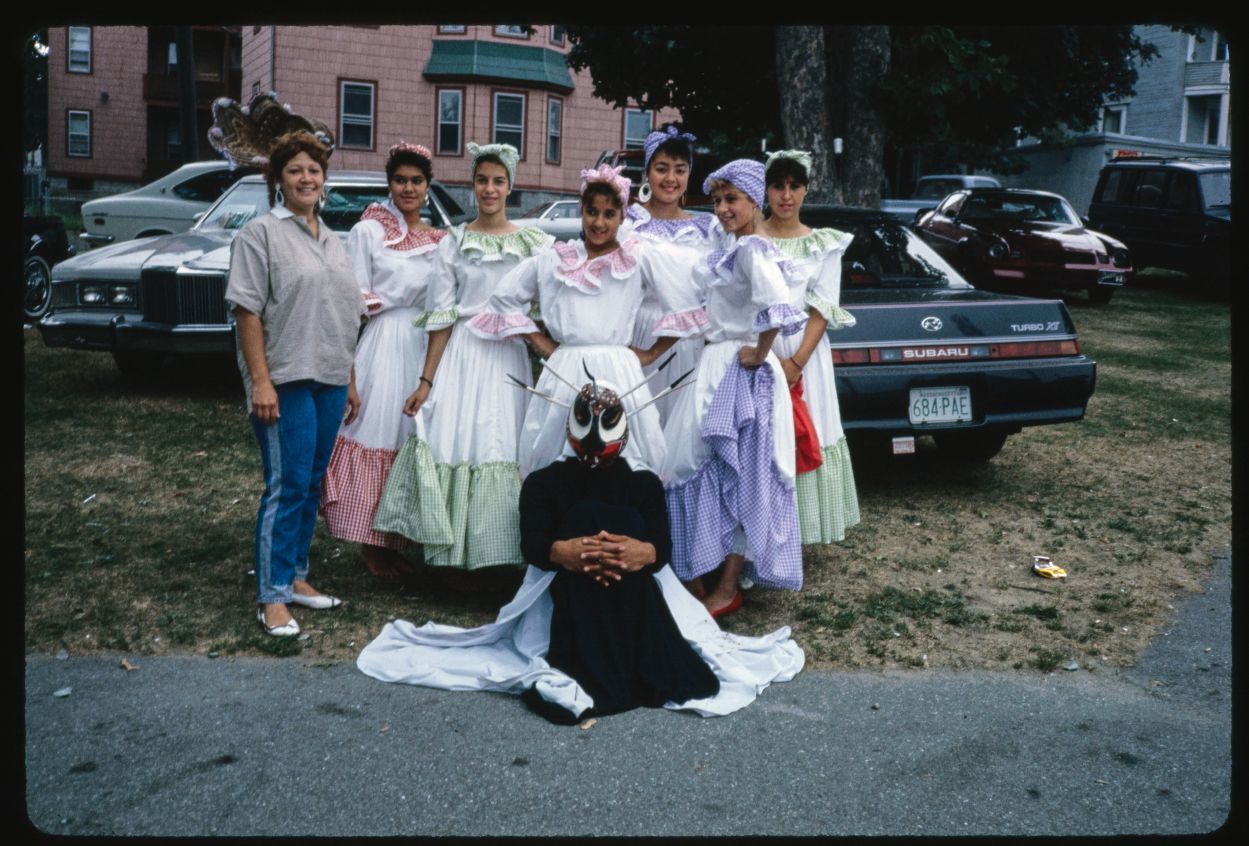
[467,236,698,478]
[770,228,862,544]
[661,224,808,590]
[320,201,447,549]
[357,563,805,719]
[374,225,555,569]
[622,204,716,425]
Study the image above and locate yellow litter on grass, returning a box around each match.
[1032,554,1067,579]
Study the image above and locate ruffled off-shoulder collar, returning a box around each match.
[360,201,447,254]
[552,236,640,294]
[767,227,855,260]
[627,204,716,245]
[702,232,792,286]
[455,224,555,262]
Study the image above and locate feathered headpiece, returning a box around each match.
[208,91,335,169]
[579,164,631,208]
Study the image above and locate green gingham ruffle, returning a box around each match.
[804,293,856,329]
[375,435,525,570]
[458,225,555,263]
[769,227,855,260]
[795,436,861,545]
[413,306,460,329]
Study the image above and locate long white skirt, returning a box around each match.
[519,344,666,477]
[338,306,426,450]
[629,298,705,428]
[356,564,805,718]
[773,331,845,446]
[423,317,530,465]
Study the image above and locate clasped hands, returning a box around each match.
[550,531,656,587]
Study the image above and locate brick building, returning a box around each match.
[45,26,243,198]
[240,25,676,209]
[44,24,676,211]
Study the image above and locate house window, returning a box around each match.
[67,110,91,157]
[550,25,566,46]
[437,89,463,156]
[167,42,178,74]
[339,80,375,150]
[68,27,91,73]
[1184,94,1226,146]
[494,26,529,39]
[167,125,182,160]
[623,108,653,149]
[1188,29,1229,62]
[438,25,466,34]
[546,97,562,164]
[493,92,525,157]
[1100,105,1126,135]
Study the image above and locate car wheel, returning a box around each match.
[112,351,164,379]
[933,429,1009,463]
[23,255,52,321]
[1088,286,1115,304]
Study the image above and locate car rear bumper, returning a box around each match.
[833,355,1097,436]
[37,311,235,355]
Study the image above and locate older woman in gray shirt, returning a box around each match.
[226,131,364,637]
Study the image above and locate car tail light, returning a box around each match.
[831,339,1080,364]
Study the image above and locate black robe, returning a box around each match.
[517,457,720,724]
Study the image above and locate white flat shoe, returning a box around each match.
[288,593,343,610]
[257,608,300,637]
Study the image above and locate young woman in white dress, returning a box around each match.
[372,143,555,571]
[758,149,860,545]
[661,159,807,619]
[466,165,693,479]
[320,143,447,580]
[623,126,717,426]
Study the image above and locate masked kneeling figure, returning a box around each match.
[357,364,805,724]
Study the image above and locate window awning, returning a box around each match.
[424,40,574,93]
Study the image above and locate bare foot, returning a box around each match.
[684,577,707,599]
[361,545,407,580]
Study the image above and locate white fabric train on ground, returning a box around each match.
[356,564,804,718]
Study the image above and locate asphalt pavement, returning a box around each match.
[24,552,1231,837]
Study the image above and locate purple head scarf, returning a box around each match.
[703,159,766,208]
[643,126,697,171]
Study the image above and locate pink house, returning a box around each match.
[46,26,243,195]
[241,25,677,208]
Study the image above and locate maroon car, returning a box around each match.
[914,188,1132,303]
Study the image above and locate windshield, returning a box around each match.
[196,181,390,232]
[1199,171,1231,208]
[914,179,964,200]
[959,193,1081,225]
[521,201,556,218]
[842,222,968,288]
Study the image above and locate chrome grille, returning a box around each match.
[141,269,228,324]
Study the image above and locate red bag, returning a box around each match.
[790,376,823,473]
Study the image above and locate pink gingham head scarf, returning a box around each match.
[579,164,631,208]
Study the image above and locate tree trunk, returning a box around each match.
[774,26,837,203]
[826,26,891,208]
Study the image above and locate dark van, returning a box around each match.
[1087,156,1230,288]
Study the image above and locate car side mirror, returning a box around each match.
[192,211,206,222]
[913,208,936,226]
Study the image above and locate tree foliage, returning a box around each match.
[566,25,1156,179]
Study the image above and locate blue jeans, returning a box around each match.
[250,380,348,604]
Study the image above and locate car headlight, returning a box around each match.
[110,284,137,306]
[80,284,107,305]
[986,242,1008,261]
[1111,248,1130,268]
